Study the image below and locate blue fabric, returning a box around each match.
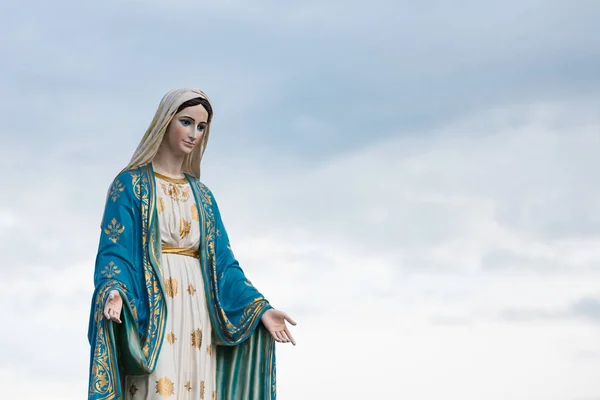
[87,164,276,399]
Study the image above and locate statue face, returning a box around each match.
[162,104,209,156]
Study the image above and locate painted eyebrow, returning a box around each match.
[179,115,207,124]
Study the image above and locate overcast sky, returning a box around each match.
[2,1,600,399]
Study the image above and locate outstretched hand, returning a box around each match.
[261,309,297,346]
[103,290,123,324]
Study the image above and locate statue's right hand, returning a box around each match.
[103,290,123,324]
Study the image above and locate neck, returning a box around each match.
[152,149,185,178]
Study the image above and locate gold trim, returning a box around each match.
[161,244,200,259]
[154,171,189,184]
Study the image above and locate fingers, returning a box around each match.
[270,331,281,343]
[103,290,123,323]
[111,309,122,324]
[283,314,297,326]
[104,307,119,323]
[279,330,292,345]
[104,303,122,324]
[283,328,296,346]
[273,331,286,343]
[272,329,296,345]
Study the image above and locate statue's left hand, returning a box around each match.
[103,290,123,324]
[261,309,297,345]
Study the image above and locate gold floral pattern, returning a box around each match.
[187,284,196,296]
[212,391,216,400]
[185,381,192,391]
[191,328,203,349]
[180,218,191,239]
[191,204,199,221]
[157,197,165,214]
[103,217,125,243]
[156,377,175,397]
[160,181,191,202]
[100,261,121,279]
[199,381,205,399]
[207,345,211,356]
[165,277,179,297]
[166,332,177,344]
[109,179,125,202]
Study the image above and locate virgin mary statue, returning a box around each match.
[87,88,296,400]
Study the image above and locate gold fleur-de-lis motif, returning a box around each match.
[109,179,125,202]
[191,328,202,349]
[100,261,121,279]
[155,377,175,397]
[187,284,196,296]
[165,278,178,297]
[180,218,191,239]
[184,381,192,392]
[103,218,125,243]
[166,332,177,344]
[191,204,199,221]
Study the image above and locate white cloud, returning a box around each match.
[3,98,600,399]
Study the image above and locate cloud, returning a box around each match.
[3,98,600,399]
[2,1,600,398]
[202,99,600,279]
[501,297,600,325]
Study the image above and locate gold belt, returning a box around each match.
[161,244,200,259]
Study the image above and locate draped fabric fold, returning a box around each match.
[88,164,276,399]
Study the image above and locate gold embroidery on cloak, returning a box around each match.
[100,261,121,279]
[109,179,125,202]
[103,218,125,243]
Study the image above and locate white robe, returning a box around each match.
[125,173,216,400]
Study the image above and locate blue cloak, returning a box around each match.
[87,164,276,399]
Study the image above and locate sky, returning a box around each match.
[1,0,600,399]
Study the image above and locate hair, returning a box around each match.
[123,88,213,179]
[177,97,213,123]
